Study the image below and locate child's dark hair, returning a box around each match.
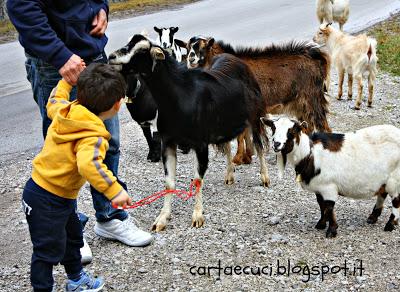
[77,63,126,115]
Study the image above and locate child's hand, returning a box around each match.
[111,190,133,209]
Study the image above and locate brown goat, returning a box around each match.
[176,37,331,165]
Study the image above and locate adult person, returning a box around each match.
[7,0,153,257]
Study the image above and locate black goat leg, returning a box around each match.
[151,131,162,162]
[192,146,208,228]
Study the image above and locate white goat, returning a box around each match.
[316,0,349,31]
[262,116,400,238]
[313,23,378,110]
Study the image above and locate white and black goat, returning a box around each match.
[262,116,400,238]
[154,26,185,62]
[110,34,268,231]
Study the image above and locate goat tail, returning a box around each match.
[367,37,378,63]
[252,118,269,153]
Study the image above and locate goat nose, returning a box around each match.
[109,54,116,60]
[274,142,281,150]
[163,42,168,48]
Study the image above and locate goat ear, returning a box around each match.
[207,38,215,48]
[170,27,179,33]
[292,121,303,133]
[267,103,283,114]
[154,26,161,33]
[300,121,308,131]
[174,39,187,49]
[150,47,165,60]
[260,117,274,128]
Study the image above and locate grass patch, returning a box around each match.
[0,19,15,35]
[367,15,400,76]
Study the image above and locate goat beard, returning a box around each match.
[277,153,286,179]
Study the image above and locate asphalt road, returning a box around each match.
[0,0,399,163]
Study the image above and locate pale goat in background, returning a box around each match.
[316,0,350,31]
[313,23,378,110]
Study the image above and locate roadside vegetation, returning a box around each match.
[366,13,400,76]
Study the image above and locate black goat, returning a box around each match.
[109,34,268,231]
[124,74,161,162]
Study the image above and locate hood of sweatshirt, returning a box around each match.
[51,101,111,144]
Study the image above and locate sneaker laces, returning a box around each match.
[121,216,140,231]
[79,270,96,288]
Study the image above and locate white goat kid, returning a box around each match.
[314,23,378,110]
[262,116,400,238]
[316,0,349,31]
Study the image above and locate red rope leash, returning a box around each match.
[112,179,202,210]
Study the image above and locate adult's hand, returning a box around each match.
[58,54,86,85]
[90,9,107,37]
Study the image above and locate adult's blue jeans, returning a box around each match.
[25,53,128,223]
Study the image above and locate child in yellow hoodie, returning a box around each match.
[21,63,133,292]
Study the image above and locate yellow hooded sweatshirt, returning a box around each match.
[32,79,123,200]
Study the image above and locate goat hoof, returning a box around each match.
[147,151,161,163]
[367,103,372,108]
[384,223,395,232]
[367,216,378,224]
[325,229,337,238]
[150,157,161,163]
[351,106,361,110]
[315,221,327,230]
[261,176,271,188]
[151,223,166,232]
[192,213,205,228]
[152,212,170,232]
[347,95,352,100]
[224,178,234,185]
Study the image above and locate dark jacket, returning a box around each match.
[7,0,109,69]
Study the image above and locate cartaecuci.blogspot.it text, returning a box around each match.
[190,259,364,282]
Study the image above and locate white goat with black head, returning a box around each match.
[262,116,400,238]
[154,26,185,62]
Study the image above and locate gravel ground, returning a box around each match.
[1,60,400,291]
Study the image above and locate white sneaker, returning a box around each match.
[80,237,93,265]
[94,216,153,247]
